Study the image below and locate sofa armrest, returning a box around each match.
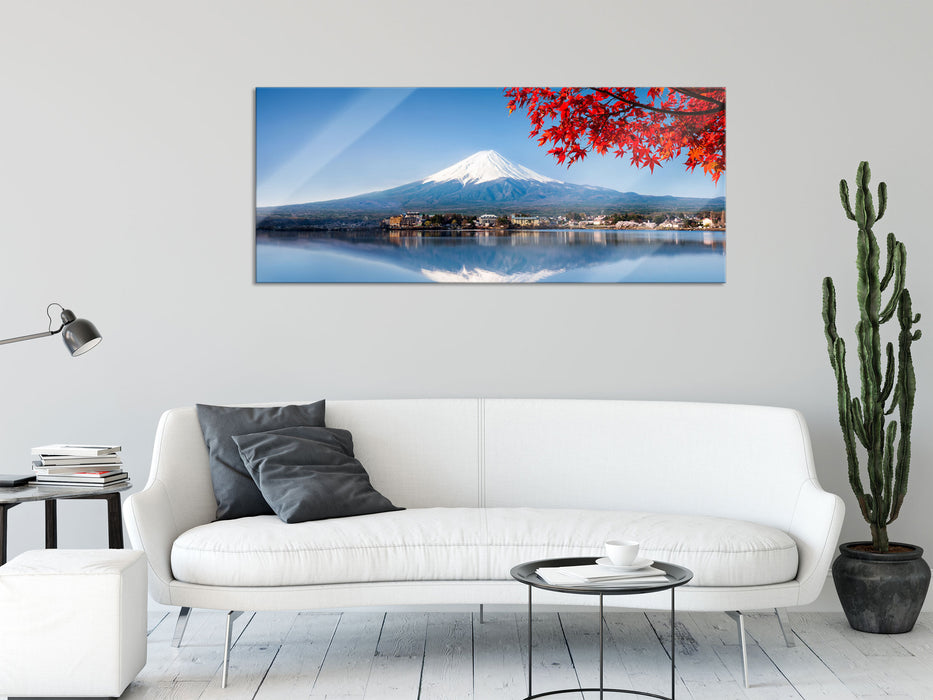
[787,478,845,605]
[123,481,178,605]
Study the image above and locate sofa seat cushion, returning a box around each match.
[170,507,798,588]
[172,508,797,586]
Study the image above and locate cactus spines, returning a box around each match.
[822,162,920,552]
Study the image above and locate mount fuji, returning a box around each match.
[421,149,562,186]
[257,150,724,227]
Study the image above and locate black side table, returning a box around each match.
[511,556,693,700]
[0,481,132,565]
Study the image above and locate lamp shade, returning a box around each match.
[60,310,102,356]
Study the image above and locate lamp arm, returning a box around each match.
[1,303,67,346]
[0,330,57,346]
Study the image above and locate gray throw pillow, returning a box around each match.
[232,425,402,524]
[196,401,325,520]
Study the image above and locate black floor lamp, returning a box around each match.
[0,303,102,356]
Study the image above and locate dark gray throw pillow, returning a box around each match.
[232,425,402,524]
[196,401,325,520]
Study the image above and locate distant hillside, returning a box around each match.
[257,150,724,230]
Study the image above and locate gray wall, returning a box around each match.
[1,1,931,610]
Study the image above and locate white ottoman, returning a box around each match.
[0,549,147,698]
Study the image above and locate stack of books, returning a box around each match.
[535,563,668,587]
[31,444,128,487]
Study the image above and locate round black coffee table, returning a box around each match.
[511,556,693,700]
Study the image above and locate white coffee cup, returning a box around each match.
[605,539,639,566]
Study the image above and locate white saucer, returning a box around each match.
[595,557,654,571]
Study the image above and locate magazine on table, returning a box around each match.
[536,565,669,587]
[31,444,121,457]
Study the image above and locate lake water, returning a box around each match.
[256,229,725,283]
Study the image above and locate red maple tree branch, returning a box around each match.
[505,87,726,185]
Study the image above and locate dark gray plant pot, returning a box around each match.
[832,541,931,633]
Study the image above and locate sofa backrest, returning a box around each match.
[143,400,485,537]
[479,400,813,533]
[147,399,817,537]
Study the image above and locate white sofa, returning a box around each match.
[124,399,844,686]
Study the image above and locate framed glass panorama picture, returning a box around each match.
[255,87,725,283]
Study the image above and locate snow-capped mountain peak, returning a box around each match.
[422,150,562,186]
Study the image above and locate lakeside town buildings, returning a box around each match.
[384,210,725,231]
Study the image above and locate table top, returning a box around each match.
[510,556,693,596]
[0,480,132,504]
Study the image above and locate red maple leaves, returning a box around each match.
[504,87,726,185]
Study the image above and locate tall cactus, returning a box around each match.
[822,162,921,552]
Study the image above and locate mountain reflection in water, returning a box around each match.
[256,229,725,283]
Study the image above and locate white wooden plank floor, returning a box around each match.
[113,610,933,699]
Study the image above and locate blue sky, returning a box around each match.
[255,87,726,207]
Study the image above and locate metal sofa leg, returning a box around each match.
[775,607,796,647]
[479,604,485,624]
[222,610,243,689]
[171,606,192,648]
[725,610,749,688]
